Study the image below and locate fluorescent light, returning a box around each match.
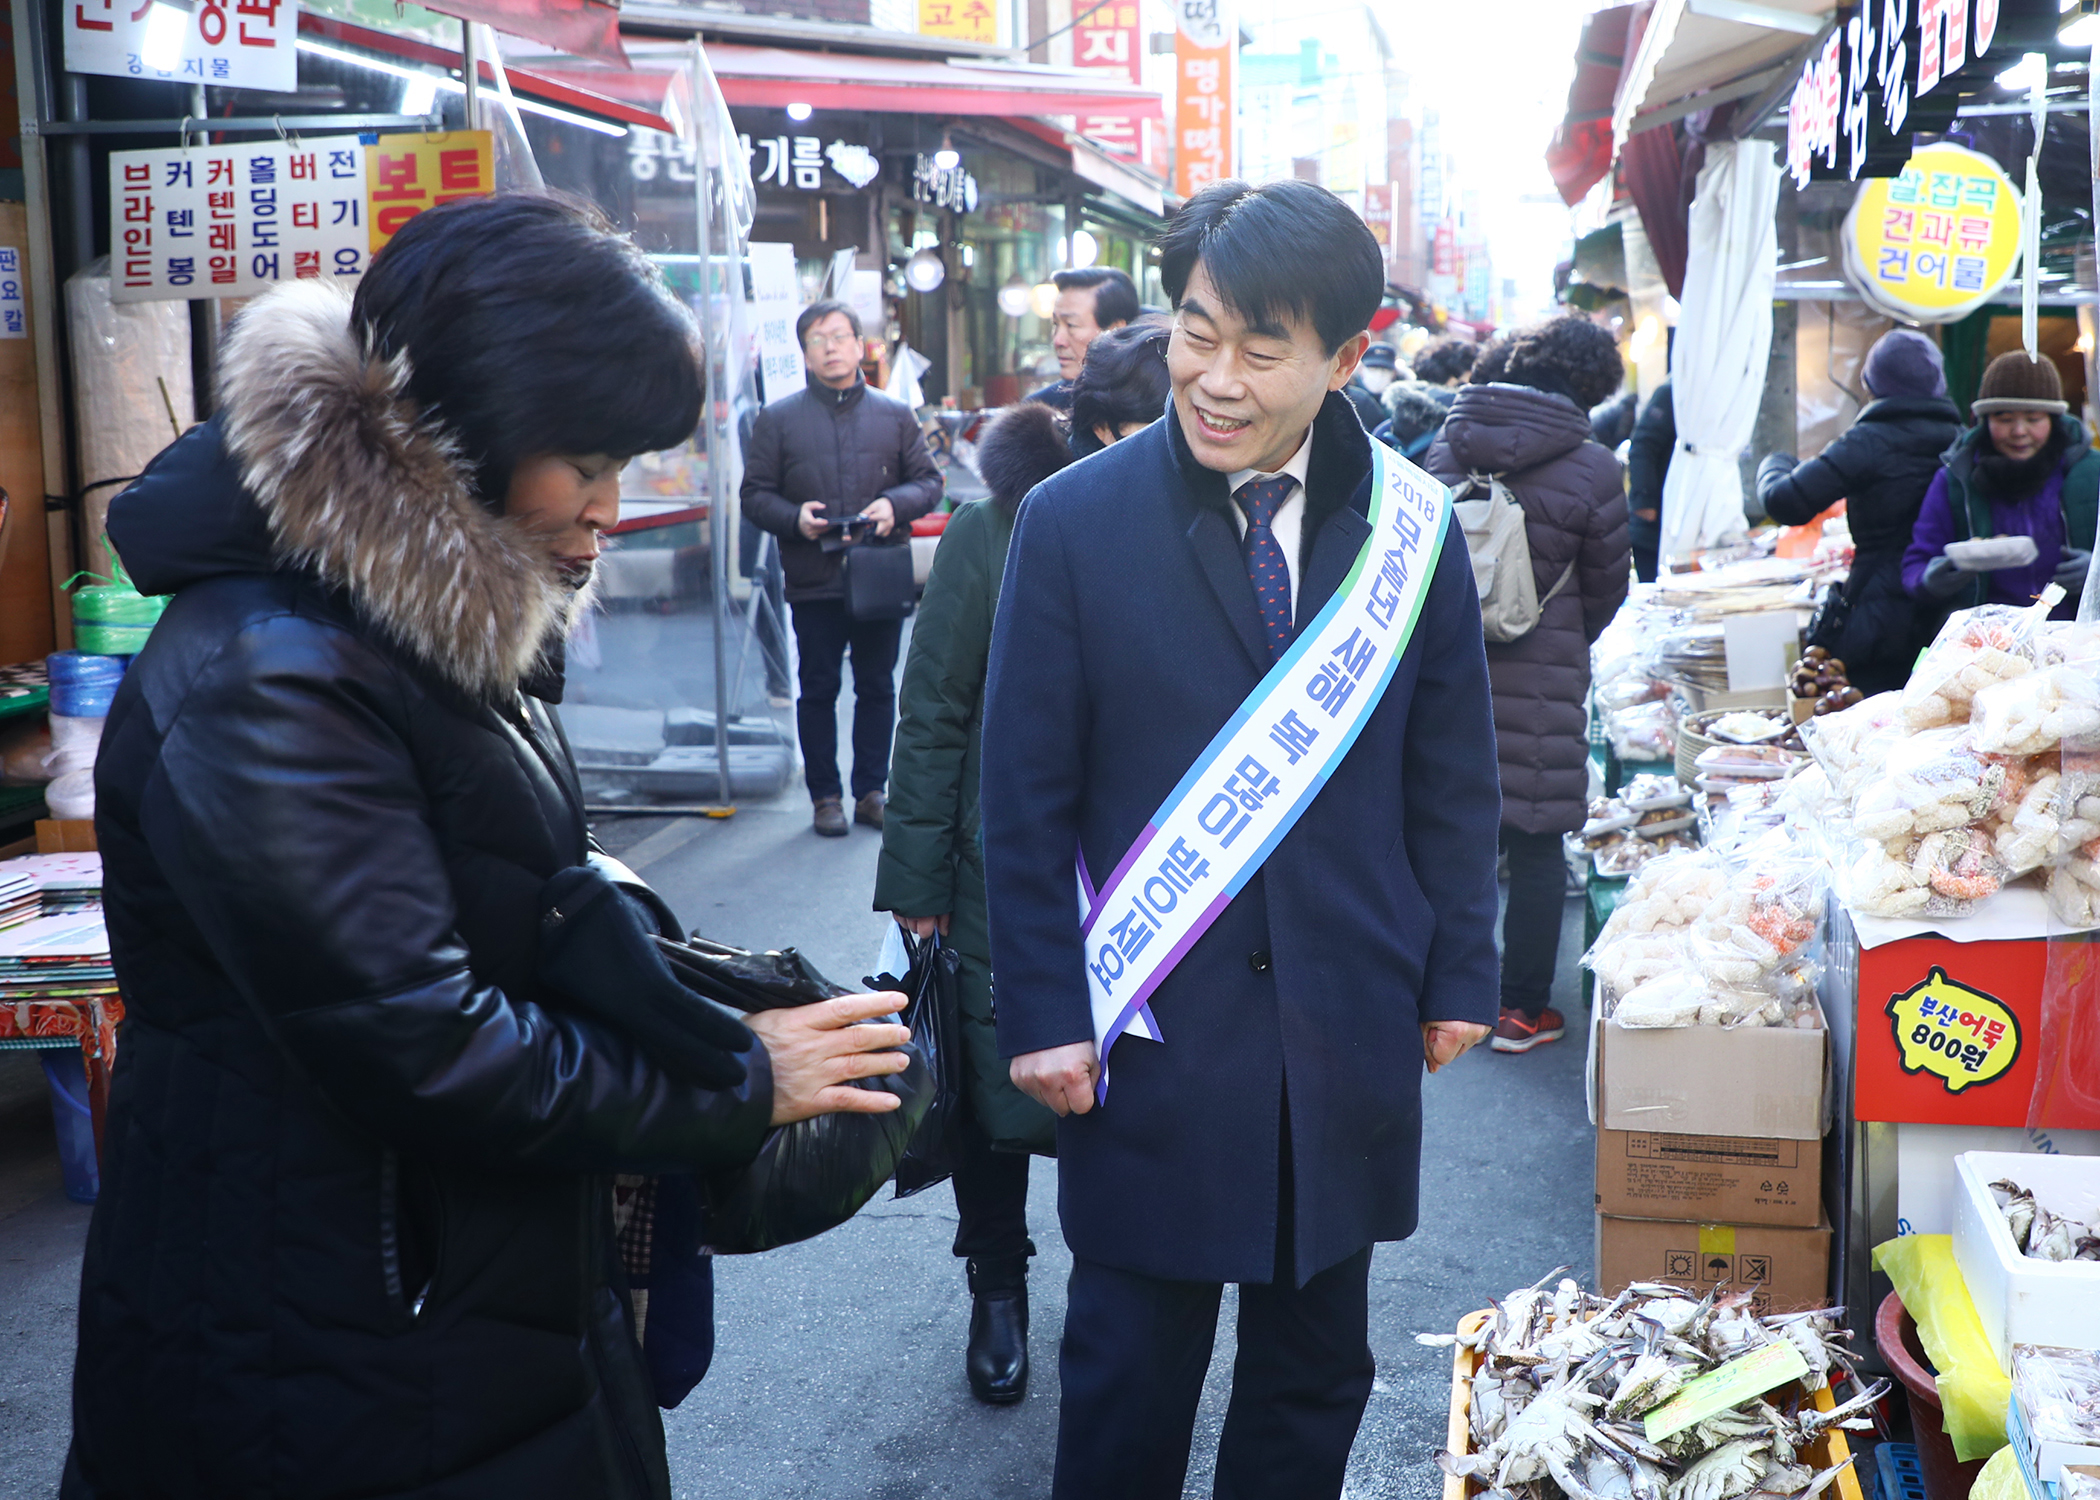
[2062,12,2100,46]
[294,38,628,137]
[399,74,439,116]
[141,0,192,73]
[785,101,813,122]
[1997,51,2049,91]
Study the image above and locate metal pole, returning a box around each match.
[698,42,733,810]
[460,23,479,132]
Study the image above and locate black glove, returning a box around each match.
[2057,547,2092,593]
[1919,555,1970,601]
[538,865,755,1090]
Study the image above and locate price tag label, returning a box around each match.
[1644,1340,1811,1443]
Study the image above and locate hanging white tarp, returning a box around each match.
[1659,139,1783,566]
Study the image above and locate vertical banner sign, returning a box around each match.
[366,133,495,255]
[108,138,369,303]
[0,247,25,338]
[918,0,996,44]
[106,132,493,302]
[748,240,806,408]
[1173,0,1233,199]
[1362,182,1392,249]
[1073,1,1148,161]
[64,0,295,92]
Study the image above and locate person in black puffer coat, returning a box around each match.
[67,196,911,1500]
[1756,328,1962,695]
[1425,314,1630,1057]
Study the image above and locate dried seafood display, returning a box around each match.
[1989,1179,2100,1262]
[1425,1274,1881,1500]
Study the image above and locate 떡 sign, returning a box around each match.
[1172,0,1233,199]
[918,0,995,44]
[107,131,492,303]
[1841,142,2021,323]
[65,0,295,94]
[109,137,368,303]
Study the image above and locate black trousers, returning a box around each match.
[788,599,901,802]
[1500,825,1567,1019]
[951,1103,1032,1269]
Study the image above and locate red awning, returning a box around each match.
[298,13,677,134]
[1545,4,1640,207]
[702,43,1163,119]
[412,0,626,68]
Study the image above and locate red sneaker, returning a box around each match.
[1491,1006,1565,1054]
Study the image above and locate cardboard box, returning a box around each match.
[34,820,95,854]
[1595,1129,1823,1228]
[1589,1009,1829,1141]
[1595,1212,1832,1314]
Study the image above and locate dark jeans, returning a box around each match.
[789,599,901,802]
[1500,826,1567,1019]
[951,1105,1032,1270]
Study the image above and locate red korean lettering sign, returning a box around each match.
[64,0,292,92]
[366,132,494,255]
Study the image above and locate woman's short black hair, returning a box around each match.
[1052,267,1141,330]
[795,298,862,346]
[1412,337,1479,386]
[1496,313,1627,411]
[351,193,701,506]
[1070,320,1172,456]
[1156,180,1383,356]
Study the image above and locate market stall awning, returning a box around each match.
[1547,3,1638,207]
[411,0,627,68]
[701,44,1165,120]
[298,13,677,133]
[1614,0,1831,145]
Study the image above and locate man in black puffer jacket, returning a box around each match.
[1757,328,1962,695]
[743,300,944,838]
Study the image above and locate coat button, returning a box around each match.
[1248,950,1271,974]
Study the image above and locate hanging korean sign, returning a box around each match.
[1072,0,1147,161]
[1785,0,2052,187]
[107,131,492,303]
[1840,142,2021,323]
[918,0,995,44]
[65,0,295,94]
[1172,0,1233,199]
[911,154,978,212]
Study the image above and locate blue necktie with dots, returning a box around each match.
[1236,476,1296,664]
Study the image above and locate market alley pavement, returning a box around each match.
[0,776,1595,1500]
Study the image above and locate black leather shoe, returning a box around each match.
[967,1287,1029,1405]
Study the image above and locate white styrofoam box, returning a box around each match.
[2012,1368,2100,1489]
[1953,1151,2100,1369]
[1898,1125,2100,1237]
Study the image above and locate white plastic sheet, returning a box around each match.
[1659,141,1782,566]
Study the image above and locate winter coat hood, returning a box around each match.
[1437,382,1595,477]
[110,279,578,702]
[977,400,1074,513]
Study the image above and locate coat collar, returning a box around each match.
[215,279,580,702]
[1165,390,1376,672]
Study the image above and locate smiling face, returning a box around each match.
[505,452,623,584]
[1987,409,2054,464]
[1167,260,1368,475]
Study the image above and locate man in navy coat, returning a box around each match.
[981,179,1502,1498]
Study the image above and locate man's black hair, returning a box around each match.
[795,298,863,346]
[1412,337,1479,386]
[1155,179,1383,355]
[352,193,700,507]
[1070,320,1172,456]
[1051,266,1140,330]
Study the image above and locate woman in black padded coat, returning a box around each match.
[66,196,909,1500]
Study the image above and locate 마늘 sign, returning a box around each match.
[108,131,492,303]
[65,0,295,94]
[1841,142,2022,323]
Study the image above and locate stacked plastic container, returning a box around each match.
[42,652,125,821]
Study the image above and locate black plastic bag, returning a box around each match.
[659,932,934,1255]
[880,931,964,1199]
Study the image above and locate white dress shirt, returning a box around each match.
[1228,429,1314,615]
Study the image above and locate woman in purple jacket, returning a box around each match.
[1904,351,2099,624]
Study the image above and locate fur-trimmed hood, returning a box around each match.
[111,280,574,701]
[976,400,1074,513]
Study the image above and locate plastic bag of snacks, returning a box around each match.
[1991,762,2068,875]
[1801,691,1905,802]
[1620,772,1692,812]
[1900,602,2052,732]
[1851,728,2024,842]
[1693,743,1798,781]
[1968,664,2100,757]
[1607,699,1677,762]
[1840,827,2010,920]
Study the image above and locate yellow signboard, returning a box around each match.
[366,131,495,256]
[1884,966,2021,1094]
[918,0,996,44]
[1843,141,2021,324]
